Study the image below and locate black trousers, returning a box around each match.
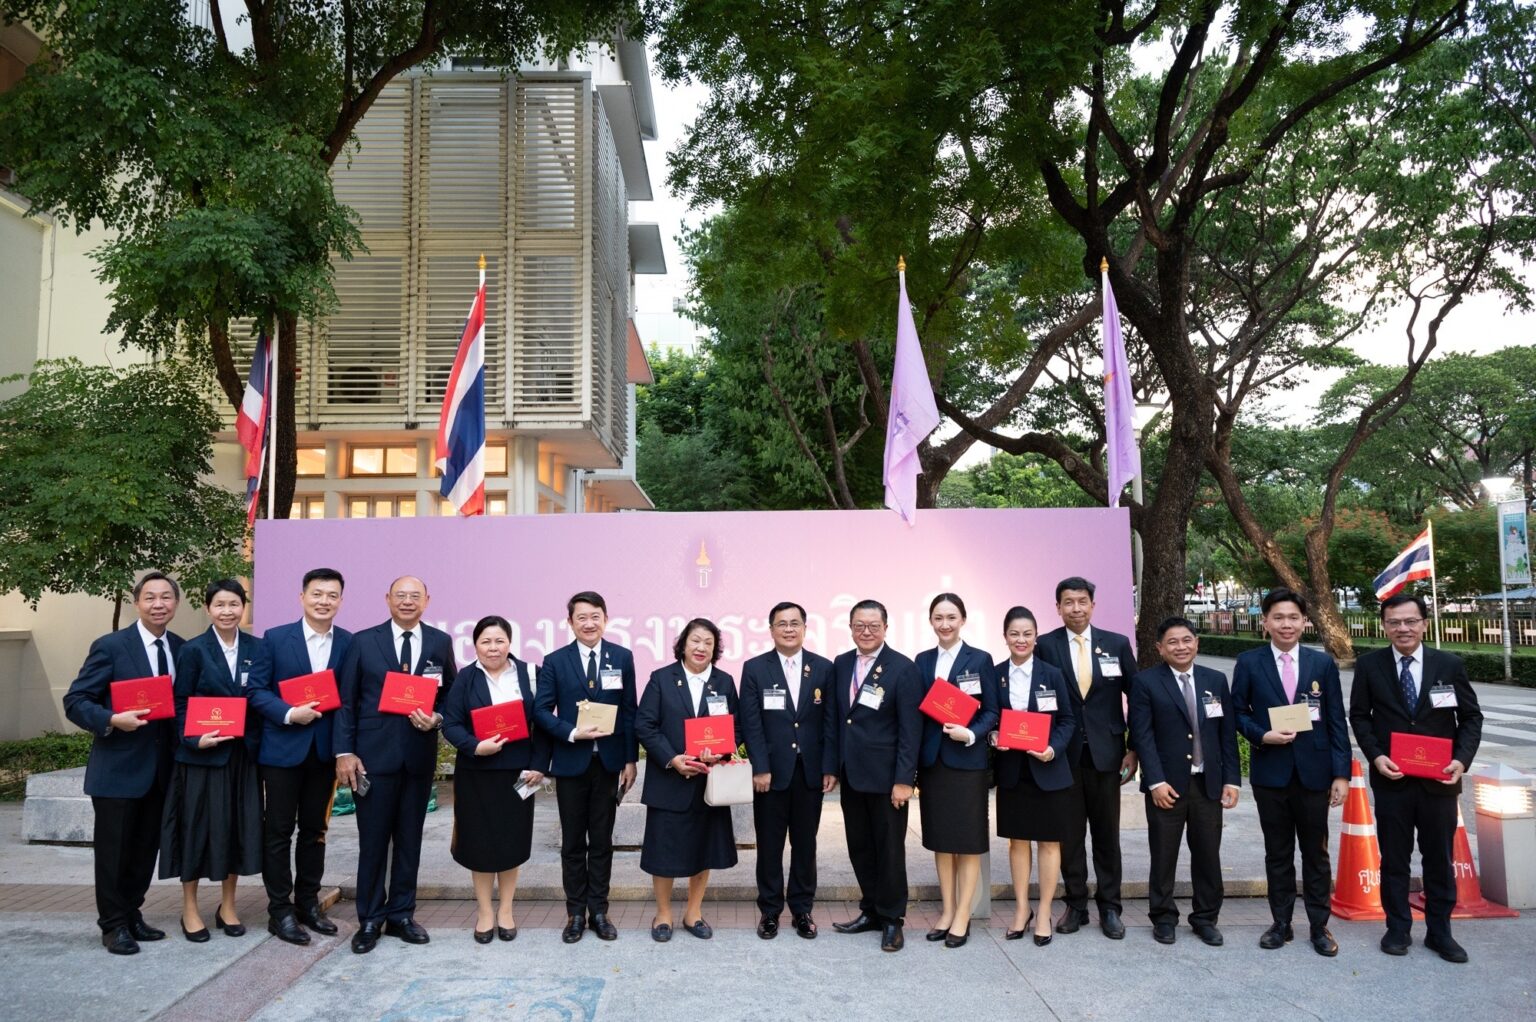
[555,756,619,917]
[352,769,432,925]
[840,774,909,923]
[1375,784,1458,939]
[92,784,166,932]
[260,748,337,918]
[1146,782,1224,927]
[1253,778,1332,929]
[1060,748,1122,914]
[753,760,824,918]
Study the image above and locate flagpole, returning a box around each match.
[1428,519,1441,648]
[267,323,278,522]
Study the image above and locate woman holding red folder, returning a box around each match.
[161,579,263,942]
[635,618,739,942]
[440,616,550,943]
[989,606,1077,946]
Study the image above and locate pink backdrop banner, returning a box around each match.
[253,508,1134,681]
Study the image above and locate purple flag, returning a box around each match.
[1101,261,1141,505]
[884,267,940,524]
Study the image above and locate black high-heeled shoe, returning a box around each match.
[1005,910,1034,941]
[181,917,210,943]
[473,928,493,944]
[925,927,950,942]
[214,909,246,937]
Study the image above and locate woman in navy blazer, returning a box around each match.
[441,616,551,944]
[635,618,739,942]
[989,606,1077,946]
[160,580,263,942]
[914,593,999,949]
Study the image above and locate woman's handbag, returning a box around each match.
[703,760,753,806]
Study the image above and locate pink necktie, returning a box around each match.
[852,654,873,704]
[1280,651,1297,703]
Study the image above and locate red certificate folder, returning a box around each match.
[109,675,175,720]
[1391,732,1454,779]
[184,696,247,737]
[997,709,1051,752]
[919,677,981,726]
[471,700,529,743]
[685,715,735,758]
[278,670,341,713]
[379,672,437,716]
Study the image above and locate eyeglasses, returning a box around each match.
[773,621,805,630]
[850,622,885,634]
[1384,617,1424,629]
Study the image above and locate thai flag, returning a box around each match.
[435,262,487,516]
[1374,528,1434,600]
[236,334,271,527]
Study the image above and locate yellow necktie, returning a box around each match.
[1075,634,1092,699]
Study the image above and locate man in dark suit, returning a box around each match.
[828,599,921,952]
[739,600,837,940]
[1034,576,1138,939]
[62,570,184,955]
[247,567,353,945]
[1232,586,1350,956]
[1350,593,1482,963]
[1129,617,1240,947]
[334,575,457,954]
[531,591,638,943]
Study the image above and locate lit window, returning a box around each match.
[289,496,325,519]
[345,495,419,518]
[436,495,509,516]
[348,445,418,477]
[428,441,508,476]
[295,447,326,477]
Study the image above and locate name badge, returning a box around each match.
[857,683,884,710]
[239,671,249,689]
[1306,692,1322,722]
[1429,684,1457,709]
[1097,655,1122,678]
[1202,691,1224,718]
[763,689,788,712]
[600,669,623,691]
[957,672,982,696]
[1035,686,1058,713]
[422,662,444,687]
[706,695,729,717]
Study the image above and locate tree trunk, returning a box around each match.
[1302,528,1356,662]
[1135,406,1209,664]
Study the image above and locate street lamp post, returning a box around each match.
[1482,476,1516,682]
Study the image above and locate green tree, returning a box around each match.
[0,359,249,627]
[634,344,756,511]
[938,452,1095,510]
[1428,504,1506,597]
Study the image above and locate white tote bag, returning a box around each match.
[704,761,753,806]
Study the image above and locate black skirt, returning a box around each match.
[451,769,535,873]
[918,761,989,854]
[640,781,737,878]
[997,759,1075,842]
[159,743,262,882]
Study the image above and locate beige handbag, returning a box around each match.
[704,760,753,806]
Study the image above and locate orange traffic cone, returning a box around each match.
[1331,759,1387,920]
[1408,803,1519,919]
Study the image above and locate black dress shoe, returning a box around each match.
[384,918,430,944]
[1192,923,1223,946]
[214,909,246,937]
[1033,932,1053,947]
[1153,922,1176,945]
[834,913,880,934]
[181,917,211,943]
[297,907,339,936]
[757,916,778,939]
[792,914,817,939]
[1006,910,1034,941]
[925,927,950,942]
[1425,934,1468,963]
[589,913,618,941]
[1380,932,1412,956]
[103,926,139,955]
[944,930,968,948]
[1099,909,1126,940]
[1055,908,1087,934]
[351,922,381,954]
[880,923,904,952]
[681,917,713,940]
[497,926,517,942]
[650,920,672,943]
[267,915,310,946]
[473,928,493,944]
[1310,927,1339,957]
[129,919,166,942]
[562,915,586,943]
[1259,922,1294,949]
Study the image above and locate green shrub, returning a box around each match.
[0,730,94,800]
[1197,634,1535,687]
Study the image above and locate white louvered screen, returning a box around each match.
[515,80,583,231]
[332,83,410,232]
[418,252,505,417]
[591,95,630,458]
[511,251,583,413]
[319,254,407,412]
[421,81,507,231]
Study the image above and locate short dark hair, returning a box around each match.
[301,567,345,592]
[929,592,967,619]
[1055,577,1096,602]
[203,578,248,607]
[1155,616,1196,640]
[472,615,512,642]
[1261,587,1308,616]
[673,618,723,663]
[849,599,888,624]
[1002,606,1037,633]
[1380,593,1428,620]
[768,601,807,626]
[568,591,607,617]
[133,571,180,600]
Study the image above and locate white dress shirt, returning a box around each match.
[137,620,176,680]
[1395,644,1424,698]
[211,626,240,681]
[303,619,333,674]
[934,643,958,681]
[480,661,522,704]
[390,620,420,673]
[684,666,710,712]
[780,652,800,710]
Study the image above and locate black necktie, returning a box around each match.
[586,649,597,689]
[154,637,168,676]
[399,631,413,673]
[1399,656,1417,712]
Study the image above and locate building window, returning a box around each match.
[296,447,327,477]
[289,496,325,519]
[427,441,508,476]
[348,445,418,477]
[346,495,418,518]
[437,495,507,516]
